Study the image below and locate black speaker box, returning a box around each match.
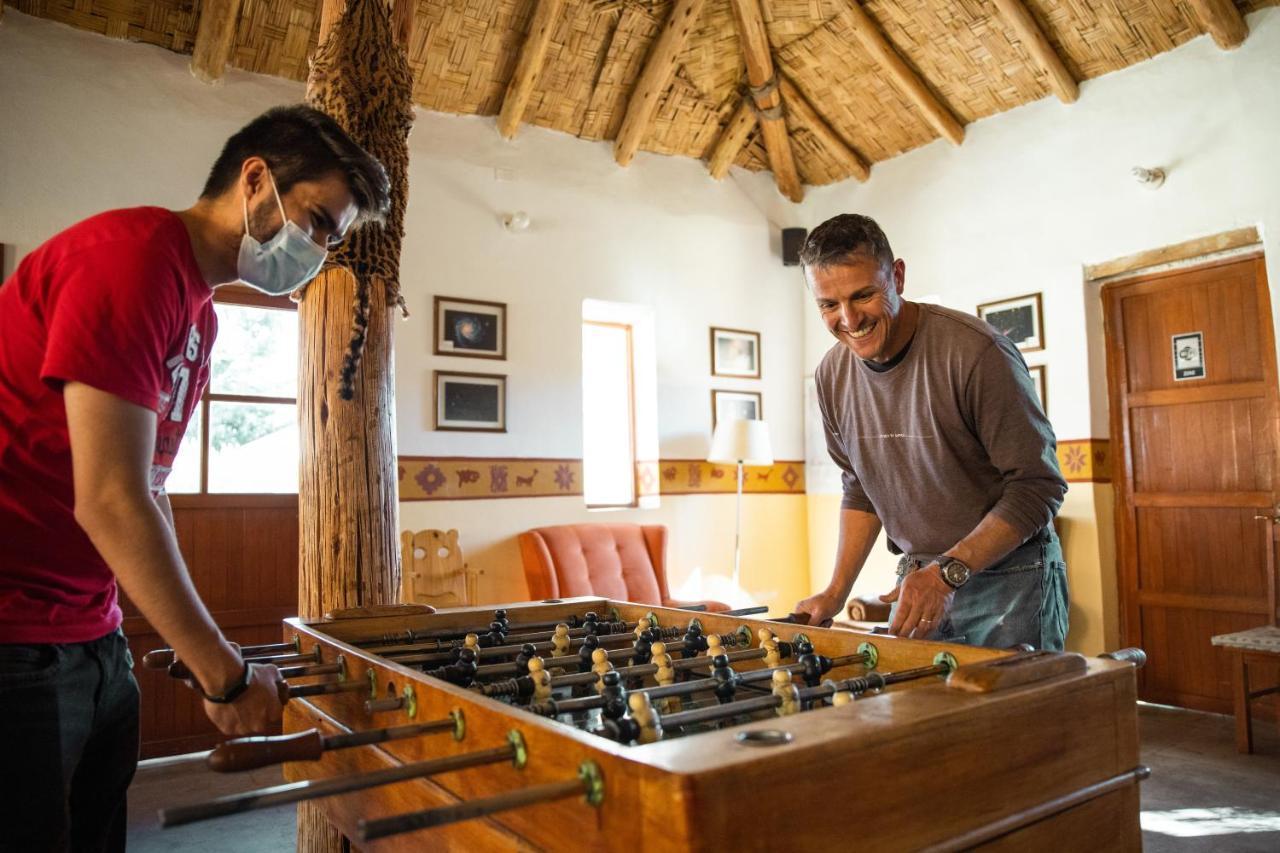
[781,227,807,267]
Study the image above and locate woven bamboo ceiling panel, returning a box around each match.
[14,0,1275,189]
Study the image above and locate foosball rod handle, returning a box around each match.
[142,638,300,670]
[208,730,325,772]
[1099,647,1147,667]
[356,762,604,842]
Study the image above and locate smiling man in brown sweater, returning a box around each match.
[793,214,1069,650]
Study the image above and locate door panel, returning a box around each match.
[1104,254,1278,716]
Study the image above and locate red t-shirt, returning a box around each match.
[0,207,216,643]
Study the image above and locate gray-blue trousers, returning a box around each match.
[890,526,1069,650]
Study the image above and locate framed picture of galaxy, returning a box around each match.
[434,296,506,360]
[435,371,506,432]
[976,292,1044,353]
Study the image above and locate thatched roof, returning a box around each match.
[12,0,1273,200]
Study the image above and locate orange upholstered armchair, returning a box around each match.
[517,523,731,612]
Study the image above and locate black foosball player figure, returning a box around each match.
[514,643,538,676]
[577,634,602,674]
[711,654,737,705]
[681,621,708,660]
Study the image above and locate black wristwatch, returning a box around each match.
[936,557,972,590]
[202,661,252,704]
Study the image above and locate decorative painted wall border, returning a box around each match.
[398,456,806,501]
[1057,439,1111,483]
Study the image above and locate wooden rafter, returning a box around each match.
[613,0,708,167]
[990,0,1078,104]
[1186,0,1248,50]
[779,75,870,182]
[497,0,567,140]
[189,0,245,84]
[707,98,757,180]
[844,1,964,146]
[727,0,803,202]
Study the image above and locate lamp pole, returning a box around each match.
[733,459,744,587]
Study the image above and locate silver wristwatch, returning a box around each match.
[936,557,972,590]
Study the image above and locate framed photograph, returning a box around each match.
[977,293,1044,353]
[434,296,506,360]
[1027,364,1047,415]
[434,371,506,432]
[710,327,761,378]
[711,390,763,428]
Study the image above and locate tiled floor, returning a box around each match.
[127,704,1280,851]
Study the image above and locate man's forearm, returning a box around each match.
[942,511,1027,573]
[825,508,882,599]
[77,493,239,693]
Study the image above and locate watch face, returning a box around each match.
[942,560,970,586]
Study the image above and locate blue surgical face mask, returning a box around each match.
[237,170,329,295]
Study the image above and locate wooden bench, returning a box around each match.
[1210,626,1280,754]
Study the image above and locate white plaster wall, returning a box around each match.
[0,12,813,612]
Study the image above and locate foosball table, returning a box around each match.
[149,598,1148,850]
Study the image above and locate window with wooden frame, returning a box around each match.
[582,319,638,509]
[166,285,299,497]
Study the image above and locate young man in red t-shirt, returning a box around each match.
[0,104,389,850]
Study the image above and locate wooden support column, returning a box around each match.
[1187,0,1248,49]
[189,0,245,84]
[498,0,566,140]
[613,0,707,167]
[844,1,964,146]
[707,98,757,180]
[297,0,416,849]
[779,75,870,182]
[990,0,1078,104]
[728,0,802,202]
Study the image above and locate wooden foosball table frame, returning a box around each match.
[239,597,1148,851]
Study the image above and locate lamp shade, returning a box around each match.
[707,419,773,466]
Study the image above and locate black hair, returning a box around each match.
[798,213,895,272]
[201,104,390,223]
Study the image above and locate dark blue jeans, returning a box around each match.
[891,527,1070,650]
[0,628,139,852]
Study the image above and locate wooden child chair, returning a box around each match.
[400,528,482,609]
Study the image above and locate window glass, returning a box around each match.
[207,402,298,493]
[164,406,202,494]
[210,303,298,397]
[582,321,636,507]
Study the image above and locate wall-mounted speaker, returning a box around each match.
[781,227,807,267]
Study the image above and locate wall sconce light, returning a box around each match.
[502,211,531,232]
[1132,166,1166,189]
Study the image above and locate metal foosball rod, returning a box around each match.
[357,761,604,842]
[160,732,528,828]
[207,712,465,772]
[373,619,637,658]
[527,650,870,719]
[347,609,624,649]
[142,637,301,670]
[396,624,683,668]
[603,656,958,744]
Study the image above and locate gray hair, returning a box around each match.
[799,214,895,272]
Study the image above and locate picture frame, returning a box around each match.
[711,389,763,428]
[977,293,1044,353]
[710,327,761,379]
[434,296,507,360]
[1028,364,1047,415]
[434,371,506,432]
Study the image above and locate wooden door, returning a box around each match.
[1104,254,1279,715]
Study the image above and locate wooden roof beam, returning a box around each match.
[779,75,870,182]
[844,1,964,146]
[614,0,708,167]
[498,0,567,140]
[990,0,1078,104]
[1186,0,1249,50]
[190,0,245,84]
[707,98,757,180]
[728,0,803,202]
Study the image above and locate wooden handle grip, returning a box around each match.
[207,729,324,772]
[1100,647,1147,667]
[946,651,1087,693]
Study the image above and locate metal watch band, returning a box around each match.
[202,661,252,704]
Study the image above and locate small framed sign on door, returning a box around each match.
[1172,332,1205,381]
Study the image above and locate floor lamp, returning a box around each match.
[707,418,773,589]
